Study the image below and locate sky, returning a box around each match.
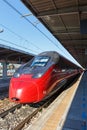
[0,0,82,67]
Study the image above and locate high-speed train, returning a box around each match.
[9,51,82,103]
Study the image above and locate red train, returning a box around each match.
[9,51,82,103]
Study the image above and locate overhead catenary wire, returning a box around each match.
[0,38,38,54]
[0,24,44,52]
[2,0,67,55]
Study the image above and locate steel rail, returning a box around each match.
[0,104,22,118]
[14,97,55,130]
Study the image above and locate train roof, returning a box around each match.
[38,51,59,63]
[38,51,80,68]
[38,51,59,58]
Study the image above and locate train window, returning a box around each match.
[30,56,49,67]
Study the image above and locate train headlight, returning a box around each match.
[13,72,20,78]
[32,73,43,78]
[17,89,22,96]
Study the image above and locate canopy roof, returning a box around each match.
[0,44,34,63]
[21,0,87,68]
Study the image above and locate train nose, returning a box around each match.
[9,80,38,103]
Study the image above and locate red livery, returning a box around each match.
[9,51,82,103]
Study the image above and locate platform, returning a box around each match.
[25,72,87,130]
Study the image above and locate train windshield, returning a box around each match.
[30,56,49,67]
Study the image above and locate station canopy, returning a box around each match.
[21,0,87,69]
[0,44,34,63]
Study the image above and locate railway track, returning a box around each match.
[0,86,18,114]
[14,99,54,130]
[0,104,22,118]
[0,97,18,114]
[0,89,61,130]
[0,103,37,130]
